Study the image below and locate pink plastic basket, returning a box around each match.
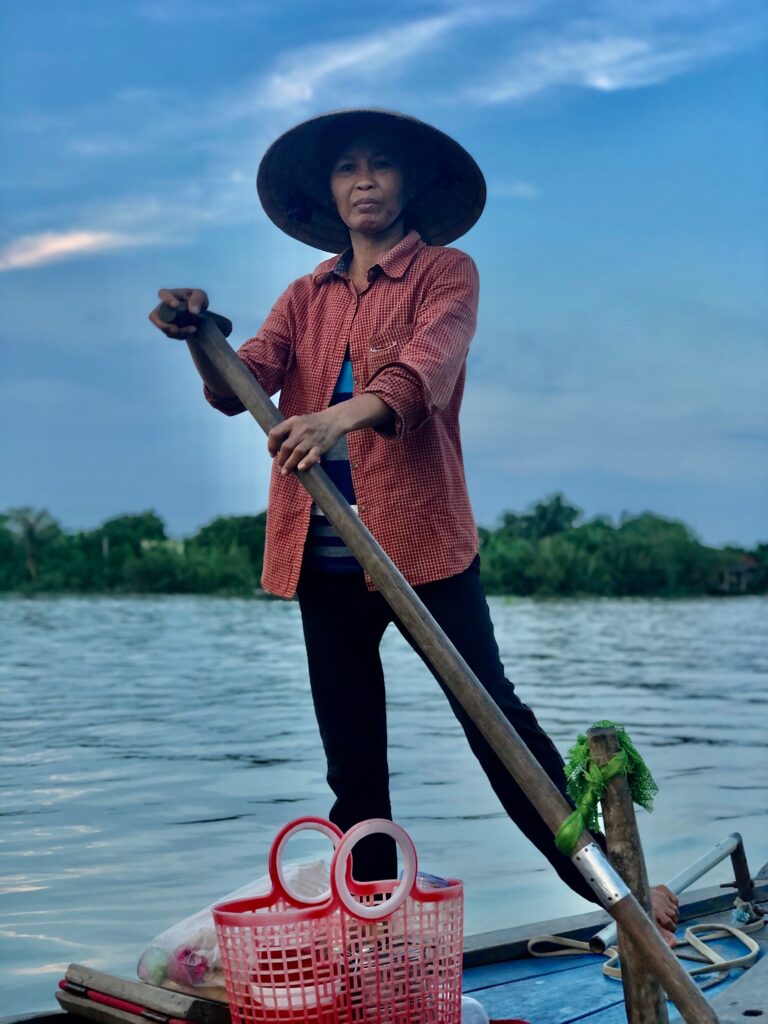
[213,817,464,1024]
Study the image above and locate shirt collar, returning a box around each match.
[312,230,424,286]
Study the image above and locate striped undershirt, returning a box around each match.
[305,349,362,573]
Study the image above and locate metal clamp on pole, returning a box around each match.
[572,843,631,907]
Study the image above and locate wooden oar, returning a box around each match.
[158,302,719,1024]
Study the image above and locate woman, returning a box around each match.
[149,109,677,940]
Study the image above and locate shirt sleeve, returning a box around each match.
[362,250,479,437]
[204,287,295,416]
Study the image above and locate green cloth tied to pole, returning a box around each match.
[555,721,659,856]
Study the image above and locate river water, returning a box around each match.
[1,595,766,1014]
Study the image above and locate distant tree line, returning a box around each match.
[0,508,266,596]
[1,495,765,598]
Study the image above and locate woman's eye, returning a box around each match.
[335,162,355,173]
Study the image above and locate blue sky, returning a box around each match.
[1,0,766,547]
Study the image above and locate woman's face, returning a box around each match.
[329,138,408,237]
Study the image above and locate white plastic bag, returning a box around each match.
[137,860,331,1001]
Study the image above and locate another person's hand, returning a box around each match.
[148,288,209,339]
[268,410,345,475]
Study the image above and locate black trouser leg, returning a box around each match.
[297,568,397,881]
[397,556,603,904]
[298,559,603,903]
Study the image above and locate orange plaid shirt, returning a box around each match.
[205,230,480,597]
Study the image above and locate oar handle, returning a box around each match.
[160,303,719,1024]
[157,301,234,338]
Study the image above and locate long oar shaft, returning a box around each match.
[165,304,718,1024]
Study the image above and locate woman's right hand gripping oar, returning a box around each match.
[148,287,236,402]
[148,287,210,338]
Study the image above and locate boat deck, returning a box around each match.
[463,878,768,1022]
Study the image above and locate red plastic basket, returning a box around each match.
[213,817,464,1024]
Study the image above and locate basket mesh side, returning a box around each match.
[215,888,463,1023]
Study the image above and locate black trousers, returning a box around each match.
[296,555,602,904]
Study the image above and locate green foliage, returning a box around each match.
[187,513,267,580]
[4,507,63,583]
[0,517,26,588]
[98,512,167,588]
[480,495,764,597]
[121,544,258,596]
[489,493,581,543]
[480,533,537,595]
[0,497,764,597]
[185,545,258,595]
[101,511,166,546]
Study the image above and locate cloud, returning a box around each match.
[457,2,763,106]
[0,230,147,271]
[199,4,765,124]
[490,180,540,199]
[0,162,265,268]
[224,13,466,116]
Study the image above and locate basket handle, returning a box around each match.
[268,816,343,906]
[330,819,418,921]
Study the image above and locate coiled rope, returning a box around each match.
[527,911,763,990]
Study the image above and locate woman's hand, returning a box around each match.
[149,288,209,339]
[269,396,393,475]
[268,409,344,475]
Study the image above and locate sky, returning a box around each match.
[1,0,766,548]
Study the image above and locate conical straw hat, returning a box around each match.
[257,108,486,253]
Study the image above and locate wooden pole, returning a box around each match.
[160,305,719,1024]
[588,726,670,1024]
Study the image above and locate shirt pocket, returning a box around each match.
[365,323,414,380]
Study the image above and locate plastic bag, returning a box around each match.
[137,859,331,1002]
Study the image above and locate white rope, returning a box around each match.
[527,911,764,991]
[527,934,593,957]
[603,922,762,990]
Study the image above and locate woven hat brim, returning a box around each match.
[257,109,486,253]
